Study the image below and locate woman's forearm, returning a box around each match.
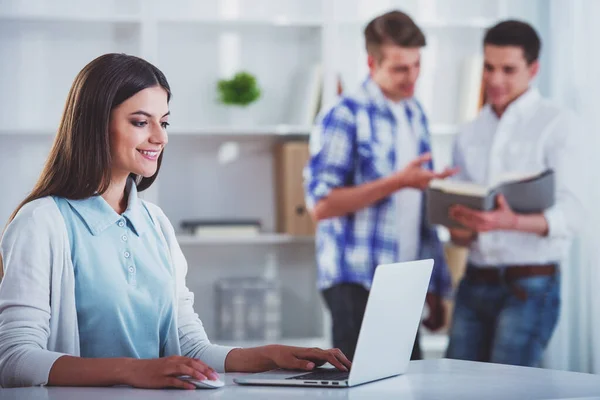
[48,355,132,387]
[224,347,275,373]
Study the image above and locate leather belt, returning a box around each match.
[466,263,558,301]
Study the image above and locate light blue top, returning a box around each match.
[53,180,175,359]
[0,196,234,388]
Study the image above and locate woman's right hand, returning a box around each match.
[124,356,220,390]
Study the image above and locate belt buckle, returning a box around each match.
[500,266,528,301]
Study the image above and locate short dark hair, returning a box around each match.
[364,10,426,61]
[484,20,541,64]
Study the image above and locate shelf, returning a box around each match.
[0,129,56,136]
[0,125,312,139]
[0,12,141,24]
[167,125,312,139]
[420,18,498,29]
[334,17,497,29]
[177,234,315,245]
[0,14,492,29]
[171,124,455,138]
[0,125,452,138]
[158,16,323,28]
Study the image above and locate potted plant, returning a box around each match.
[217,71,261,125]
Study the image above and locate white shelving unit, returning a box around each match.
[0,0,547,352]
[177,233,314,246]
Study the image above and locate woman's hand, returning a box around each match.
[124,356,220,390]
[262,345,352,371]
[225,345,352,373]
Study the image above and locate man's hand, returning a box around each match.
[449,194,518,233]
[449,228,477,247]
[395,153,459,190]
[423,293,445,331]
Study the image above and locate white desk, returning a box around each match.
[2,359,600,400]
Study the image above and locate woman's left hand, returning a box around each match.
[263,345,352,372]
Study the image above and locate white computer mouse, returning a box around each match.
[180,375,225,389]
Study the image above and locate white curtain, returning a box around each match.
[543,0,600,373]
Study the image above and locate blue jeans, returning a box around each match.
[446,270,560,366]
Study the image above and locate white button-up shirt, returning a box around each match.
[452,88,584,266]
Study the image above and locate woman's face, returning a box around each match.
[109,85,169,180]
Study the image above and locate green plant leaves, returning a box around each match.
[217,71,261,106]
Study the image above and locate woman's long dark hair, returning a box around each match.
[0,54,171,276]
[9,53,171,223]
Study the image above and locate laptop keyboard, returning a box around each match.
[287,369,350,381]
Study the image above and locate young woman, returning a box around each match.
[0,53,350,389]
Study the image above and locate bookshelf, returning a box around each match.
[177,234,314,246]
[0,0,547,353]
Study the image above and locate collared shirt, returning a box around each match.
[53,179,176,358]
[452,88,584,266]
[0,196,234,388]
[304,77,451,295]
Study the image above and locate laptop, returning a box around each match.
[234,259,434,388]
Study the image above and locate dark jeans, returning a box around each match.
[322,283,422,361]
[446,272,560,366]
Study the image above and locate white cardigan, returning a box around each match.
[0,197,235,388]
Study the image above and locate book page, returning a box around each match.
[429,179,489,197]
[491,171,543,187]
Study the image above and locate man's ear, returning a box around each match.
[367,54,376,72]
[529,60,540,80]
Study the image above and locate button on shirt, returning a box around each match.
[53,179,176,359]
[452,88,584,266]
[388,99,422,262]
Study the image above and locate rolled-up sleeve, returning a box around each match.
[303,102,356,210]
[543,112,585,239]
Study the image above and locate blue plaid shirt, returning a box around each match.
[304,78,451,296]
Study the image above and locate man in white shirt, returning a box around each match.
[446,20,583,366]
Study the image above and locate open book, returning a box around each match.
[426,169,555,228]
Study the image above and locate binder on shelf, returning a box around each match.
[273,141,315,236]
[427,169,555,228]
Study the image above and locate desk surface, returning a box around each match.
[2,359,600,400]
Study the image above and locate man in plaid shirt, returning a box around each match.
[304,10,455,361]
